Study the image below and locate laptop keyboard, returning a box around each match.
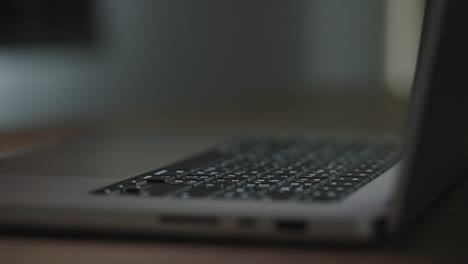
[92,138,400,202]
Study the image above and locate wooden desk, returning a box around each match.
[0,97,465,264]
[0,236,437,264]
[4,177,468,264]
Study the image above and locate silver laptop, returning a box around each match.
[0,0,466,242]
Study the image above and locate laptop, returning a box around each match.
[0,0,466,242]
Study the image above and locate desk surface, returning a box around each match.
[1,97,466,264]
[4,180,468,264]
[0,237,437,264]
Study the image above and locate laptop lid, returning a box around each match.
[391,0,468,232]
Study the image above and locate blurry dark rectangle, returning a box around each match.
[0,0,96,46]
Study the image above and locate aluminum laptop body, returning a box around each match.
[0,0,466,242]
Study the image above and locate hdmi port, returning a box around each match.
[275,220,307,233]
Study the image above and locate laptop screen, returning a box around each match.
[393,0,468,231]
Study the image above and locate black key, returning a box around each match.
[152,169,186,176]
[300,178,325,184]
[214,178,242,186]
[171,179,187,185]
[342,171,372,177]
[115,183,135,192]
[187,180,203,186]
[277,186,293,192]
[167,177,198,185]
[123,186,143,194]
[335,176,368,183]
[283,170,300,176]
[337,181,363,189]
[236,174,256,180]
[143,175,175,183]
[288,182,302,187]
[302,173,329,179]
[178,175,213,182]
[327,181,355,189]
[264,178,284,185]
[228,172,254,178]
[194,170,217,176]
[259,174,291,181]
[130,179,148,187]
[217,175,235,179]
[297,178,328,184]
[231,179,247,186]
[320,185,349,193]
[144,183,189,196]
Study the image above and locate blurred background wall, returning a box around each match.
[385,0,425,99]
[0,0,424,130]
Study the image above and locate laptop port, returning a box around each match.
[275,220,307,233]
[159,214,218,226]
[238,218,256,228]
